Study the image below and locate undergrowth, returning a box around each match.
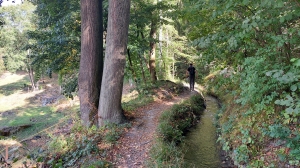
[147,94,205,167]
[20,121,130,168]
[205,58,300,167]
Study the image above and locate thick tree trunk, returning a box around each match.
[78,0,102,127]
[149,20,157,82]
[99,0,104,95]
[98,0,131,127]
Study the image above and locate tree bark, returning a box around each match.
[99,0,104,95]
[78,0,102,127]
[28,66,36,91]
[98,0,131,127]
[149,20,158,82]
[26,50,36,91]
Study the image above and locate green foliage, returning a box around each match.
[186,0,300,166]
[0,1,35,72]
[59,73,78,99]
[158,115,184,143]
[46,132,100,167]
[210,59,300,165]
[102,123,131,144]
[148,94,205,167]
[126,0,197,83]
[122,95,154,112]
[147,141,185,168]
[41,122,125,167]
[28,0,81,96]
[81,160,112,168]
[158,94,205,143]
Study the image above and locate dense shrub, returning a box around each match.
[148,94,206,167]
[158,94,205,144]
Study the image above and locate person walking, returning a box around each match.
[187,63,196,91]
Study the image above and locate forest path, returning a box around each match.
[110,87,197,168]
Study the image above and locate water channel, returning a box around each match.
[184,96,222,168]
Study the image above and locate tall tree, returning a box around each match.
[0,2,35,73]
[149,19,158,82]
[29,0,81,97]
[78,0,102,127]
[148,0,159,82]
[98,0,131,127]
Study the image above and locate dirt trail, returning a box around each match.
[110,90,194,168]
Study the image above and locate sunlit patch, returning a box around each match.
[122,90,139,103]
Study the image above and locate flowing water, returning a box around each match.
[184,96,221,168]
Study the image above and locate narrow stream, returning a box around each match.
[184,96,221,168]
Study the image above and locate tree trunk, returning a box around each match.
[26,50,36,91]
[28,66,36,91]
[127,49,138,85]
[98,0,131,127]
[99,0,104,95]
[78,0,102,127]
[149,20,157,82]
[139,53,147,84]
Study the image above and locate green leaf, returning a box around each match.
[291,58,297,62]
[283,113,289,119]
[275,100,281,105]
[282,100,291,106]
[277,1,284,8]
[290,84,297,92]
[266,71,272,76]
[242,0,249,5]
[273,71,282,78]
[280,17,285,23]
[252,21,258,27]
[294,108,300,115]
[286,107,294,114]
[292,59,300,67]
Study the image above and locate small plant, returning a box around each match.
[102,123,130,144]
[48,135,71,154]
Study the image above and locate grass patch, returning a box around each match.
[147,141,185,168]
[0,105,67,141]
[0,73,30,96]
[0,106,58,127]
[0,72,75,142]
[122,95,154,112]
[147,94,205,167]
